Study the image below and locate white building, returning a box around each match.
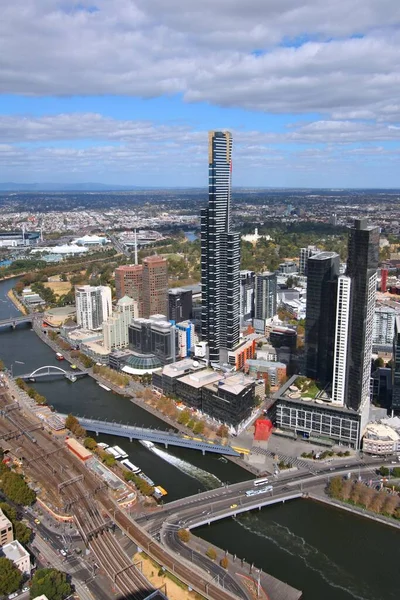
[299,245,319,275]
[103,296,138,352]
[74,234,109,246]
[373,306,396,345]
[332,276,351,405]
[75,285,112,331]
[0,508,13,546]
[1,540,31,575]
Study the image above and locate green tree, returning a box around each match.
[0,470,36,505]
[15,520,33,544]
[65,413,79,431]
[0,557,23,595]
[206,547,217,560]
[187,418,196,430]
[379,466,390,476]
[103,455,116,468]
[327,476,343,499]
[177,409,191,426]
[177,529,190,543]
[193,421,205,435]
[30,568,72,600]
[83,437,97,450]
[374,357,384,369]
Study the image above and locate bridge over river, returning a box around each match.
[0,314,41,329]
[18,365,89,383]
[59,415,242,456]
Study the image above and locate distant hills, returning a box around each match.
[0,182,141,191]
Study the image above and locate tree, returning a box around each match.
[65,413,79,431]
[187,418,196,430]
[206,547,217,560]
[379,466,390,477]
[327,476,343,499]
[103,455,116,468]
[15,520,33,544]
[30,568,72,600]
[177,409,191,426]
[177,529,190,543]
[0,470,36,505]
[216,424,229,438]
[0,359,5,371]
[220,557,229,569]
[193,421,205,435]
[83,437,97,450]
[0,557,23,595]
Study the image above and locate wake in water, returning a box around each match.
[235,513,383,600]
[148,445,222,489]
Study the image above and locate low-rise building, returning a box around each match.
[245,359,287,388]
[362,423,400,455]
[0,540,31,575]
[227,337,256,370]
[0,508,13,545]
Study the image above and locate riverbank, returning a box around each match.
[309,492,400,530]
[7,288,27,314]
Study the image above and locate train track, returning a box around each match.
[0,393,157,598]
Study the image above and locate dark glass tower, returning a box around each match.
[346,219,379,411]
[255,272,277,321]
[201,131,240,364]
[392,316,400,412]
[305,251,340,384]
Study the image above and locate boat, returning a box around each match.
[138,473,155,486]
[105,447,122,459]
[55,352,64,361]
[112,445,128,459]
[218,456,228,463]
[120,459,141,474]
[97,443,109,449]
[140,440,155,449]
[153,486,168,500]
[97,382,111,391]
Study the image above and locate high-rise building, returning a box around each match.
[346,218,379,411]
[380,268,388,293]
[392,316,400,412]
[114,264,144,314]
[168,288,193,322]
[332,275,351,405]
[299,245,319,276]
[239,270,255,324]
[201,131,240,364]
[305,252,340,384]
[103,296,137,352]
[373,306,396,345]
[142,255,168,318]
[75,285,112,330]
[128,315,178,365]
[255,272,277,322]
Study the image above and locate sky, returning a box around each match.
[0,0,399,188]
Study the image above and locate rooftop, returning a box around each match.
[208,372,254,396]
[178,368,222,389]
[0,540,29,563]
[364,423,400,442]
[310,251,339,260]
[162,358,203,378]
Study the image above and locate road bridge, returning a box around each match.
[0,314,42,329]
[59,415,242,456]
[19,366,89,382]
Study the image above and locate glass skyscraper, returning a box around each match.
[201,131,240,364]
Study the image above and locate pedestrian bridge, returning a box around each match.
[59,415,242,456]
[19,365,89,382]
[0,314,40,329]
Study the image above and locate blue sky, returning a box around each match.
[0,1,399,187]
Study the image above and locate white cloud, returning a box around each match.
[0,1,399,121]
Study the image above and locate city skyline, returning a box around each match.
[0,2,399,187]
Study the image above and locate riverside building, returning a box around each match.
[75,285,112,331]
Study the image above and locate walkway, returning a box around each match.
[59,415,242,456]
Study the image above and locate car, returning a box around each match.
[230,503,238,509]
[8,593,18,599]
[34,518,40,524]
[60,549,67,556]
[22,587,29,593]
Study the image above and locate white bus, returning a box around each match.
[253,477,269,487]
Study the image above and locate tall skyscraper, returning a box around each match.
[332,275,351,405]
[346,219,379,411]
[75,285,112,330]
[254,272,277,322]
[201,131,240,364]
[305,252,340,384]
[115,264,144,315]
[103,296,137,352]
[142,255,168,318]
[392,316,400,412]
[299,245,319,276]
[239,270,255,324]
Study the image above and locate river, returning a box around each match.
[0,276,398,600]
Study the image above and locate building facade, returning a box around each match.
[114,264,144,314]
[142,255,168,318]
[305,252,339,384]
[299,245,319,275]
[392,316,400,412]
[254,272,277,322]
[373,306,396,345]
[168,288,193,322]
[201,131,240,364]
[128,316,178,365]
[332,276,351,405]
[103,296,137,352]
[346,219,379,411]
[75,285,112,330]
[0,508,13,546]
[239,270,255,324]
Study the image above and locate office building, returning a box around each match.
[331,276,351,405]
[168,288,193,322]
[305,252,340,384]
[75,285,112,331]
[373,306,396,345]
[299,245,319,275]
[114,264,144,315]
[201,131,240,364]
[0,508,13,545]
[176,320,197,358]
[128,315,178,365]
[239,270,255,323]
[346,219,379,411]
[278,261,297,275]
[142,255,168,318]
[103,296,137,352]
[269,326,297,350]
[0,540,31,575]
[255,272,277,322]
[392,316,400,411]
